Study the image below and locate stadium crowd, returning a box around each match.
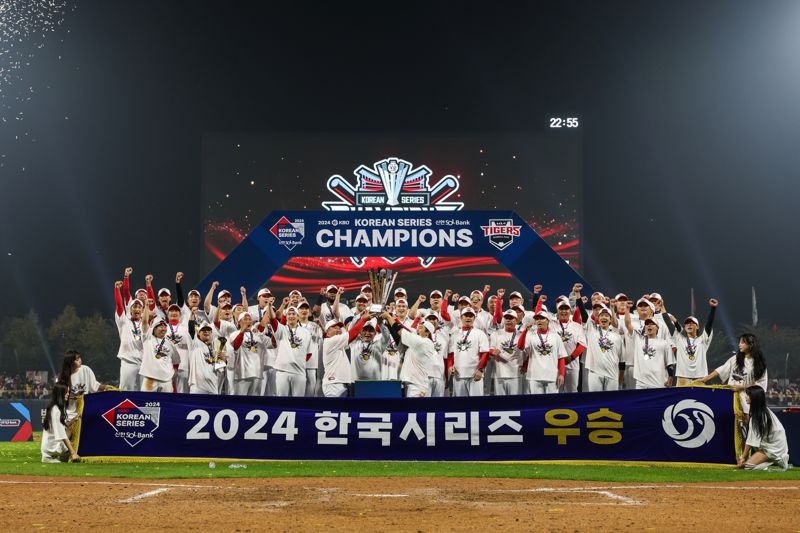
[0,373,52,400]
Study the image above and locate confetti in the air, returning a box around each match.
[0,0,74,124]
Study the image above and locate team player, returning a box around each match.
[321,310,369,397]
[518,311,568,394]
[664,298,717,386]
[447,307,490,396]
[165,303,190,393]
[425,314,449,397]
[552,298,586,393]
[187,318,228,395]
[139,305,181,392]
[272,306,312,396]
[351,318,391,381]
[230,311,273,395]
[385,312,435,397]
[583,305,625,391]
[315,285,353,325]
[488,310,525,395]
[114,280,144,391]
[297,301,323,396]
[622,303,675,389]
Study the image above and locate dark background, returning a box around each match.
[2,0,799,337]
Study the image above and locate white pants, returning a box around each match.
[483,359,495,395]
[428,377,445,397]
[405,382,430,397]
[234,377,262,396]
[564,363,580,393]
[519,376,529,394]
[222,368,235,395]
[261,368,277,396]
[493,377,520,396]
[528,380,558,394]
[140,377,172,392]
[452,377,483,397]
[624,366,636,390]
[275,371,306,397]
[119,360,140,391]
[635,381,658,390]
[305,369,318,397]
[586,370,619,392]
[175,370,188,394]
[322,382,348,398]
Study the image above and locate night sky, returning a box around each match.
[2,1,799,335]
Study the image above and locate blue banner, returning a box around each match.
[196,210,592,300]
[79,388,735,463]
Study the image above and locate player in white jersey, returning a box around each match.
[623,304,675,388]
[552,299,587,393]
[212,303,238,393]
[447,308,490,396]
[698,332,768,416]
[113,280,144,391]
[350,318,391,380]
[384,312,436,397]
[584,305,625,391]
[165,304,190,393]
[349,292,369,317]
[489,310,525,395]
[424,314,449,397]
[468,290,494,333]
[297,301,323,396]
[419,289,454,330]
[186,319,228,395]
[272,306,312,396]
[139,308,180,392]
[248,288,273,324]
[322,311,369,397]
[315,285,353,325]
[519,311,568,394]
[664,298,717,385]
[230,311,273,396]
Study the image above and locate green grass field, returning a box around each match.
[1,436,797,482]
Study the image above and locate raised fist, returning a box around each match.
[282,297,290,306]
[581,296,589,304]
[176,272,184,283]
[145,274,154,284]
[444,289,452,299]
[496,288,506,298]
[572,283,583,293]
[338,287,345,294]
[418,295,427,302]
[483,284,491,293]
[533,284,543,294]
[709,298,718,307]
[211,281,219,289]
[540,295,548,303]
[124,267,133,277]
[240,286,247,295]
[115,281,123,289]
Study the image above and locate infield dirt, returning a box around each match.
[1,476,798,531]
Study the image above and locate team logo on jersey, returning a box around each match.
[501,340,517,354]
[535,341,553,357]
[481,219,522,251]
[102,399,160,447]
[642,344,657,359]
[322,157,463,268]
[597,336,614,353]
[661,400,715,449]
[270,216,305,251]
[456,339,473,352]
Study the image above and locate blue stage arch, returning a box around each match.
[197,210,592,298]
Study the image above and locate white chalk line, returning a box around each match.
[117,487,172,503]
[350,493,409,498]
[491,485,799,492]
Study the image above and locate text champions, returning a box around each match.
[316,228,473,248]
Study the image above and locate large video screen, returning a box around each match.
[202,132,581,297]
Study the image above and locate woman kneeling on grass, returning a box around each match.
[41,383,80,463]
[738,385,790,471]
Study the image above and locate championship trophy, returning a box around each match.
[368,268,399,313]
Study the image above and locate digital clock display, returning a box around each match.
[549,117,580,128]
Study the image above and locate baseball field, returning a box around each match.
[1,435,798,531]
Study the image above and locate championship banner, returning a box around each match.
[196,210,593,300]
[78,388,735,463]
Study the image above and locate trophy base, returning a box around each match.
[369,304,384,313]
